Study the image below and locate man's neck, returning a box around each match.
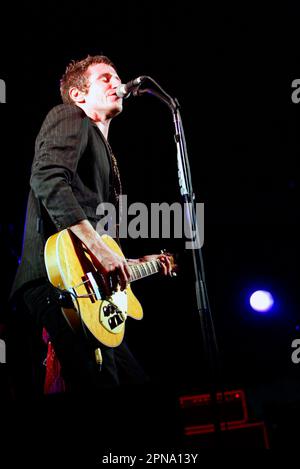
[94,119,110,140]
[76,105,110,139]
[87,111,111,140]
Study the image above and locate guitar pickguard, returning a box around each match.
[99,290,128,334]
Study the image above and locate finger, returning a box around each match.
[110,271,119,292]
[101,265,114,295]
[102,274,114,297]
[103,262,115,274]
[117,264,129,291]
[159,258,168,276]
[123,261,132,282]
[164,256,172,275]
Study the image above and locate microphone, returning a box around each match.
[116,76,146,98]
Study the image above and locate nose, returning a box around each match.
[111,75,121,88]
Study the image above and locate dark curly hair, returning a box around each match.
[60,55,117,104]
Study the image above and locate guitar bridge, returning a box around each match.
[86,272,102,300]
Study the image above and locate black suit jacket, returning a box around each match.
[11,104,115,298]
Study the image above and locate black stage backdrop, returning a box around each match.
[0,1,300,459]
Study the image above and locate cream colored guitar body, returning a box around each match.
[44,229,143,347]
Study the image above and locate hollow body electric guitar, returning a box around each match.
[44,229,174,347]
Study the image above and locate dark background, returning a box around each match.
[1,1,300,450]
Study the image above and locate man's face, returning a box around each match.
[84,63,123,118]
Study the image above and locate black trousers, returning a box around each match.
[22,282,148,394]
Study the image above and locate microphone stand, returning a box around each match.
[134,79,223,445]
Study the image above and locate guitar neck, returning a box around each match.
[129,260,161,282]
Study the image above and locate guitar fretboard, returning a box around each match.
[129,260,161,282]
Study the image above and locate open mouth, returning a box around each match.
[108,93,120,100]
[107,91,117,97]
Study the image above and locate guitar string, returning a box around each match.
[69,259,162,299]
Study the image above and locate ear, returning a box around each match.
[69,86,86,103]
